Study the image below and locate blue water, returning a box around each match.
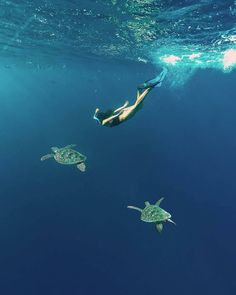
[0,1,236,295]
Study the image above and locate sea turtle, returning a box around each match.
[127,197,176,233]
[40,144,87,172]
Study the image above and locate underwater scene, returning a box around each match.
[0,0,236,294]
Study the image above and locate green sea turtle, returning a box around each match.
[127,198,175,233]
[41,144,87,172]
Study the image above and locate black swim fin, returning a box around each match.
[138,68,168,90]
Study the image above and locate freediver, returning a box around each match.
[93,68,167,127]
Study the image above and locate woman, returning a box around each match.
[93,68,167,127]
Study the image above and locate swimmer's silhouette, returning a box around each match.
[93,68,167,127]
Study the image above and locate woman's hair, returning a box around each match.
[96,109,114,121]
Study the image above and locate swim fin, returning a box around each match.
[138,68,168,90]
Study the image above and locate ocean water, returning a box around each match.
[0,1,236,295]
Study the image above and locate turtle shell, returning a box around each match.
[141,205,171,223]
[54,148,86,165]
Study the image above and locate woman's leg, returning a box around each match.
[118,87,152,121]
[134,68,168,107]
[119,69,167,122]
[135,87,152,107]
[118,105,137,121]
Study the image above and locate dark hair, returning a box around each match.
[96,109,114,121]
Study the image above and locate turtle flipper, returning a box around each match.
[156,223,163,233]
[167,219,176,225]
[41,154,54,161]
[144,201,150,206]
[77,162,86,172]
[127,206,142,212]
[65,144,77,149]
[155,197,164,207]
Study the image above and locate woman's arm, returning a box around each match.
[101,111,122,125]
[101,101,129,125]
[113,100,129,113]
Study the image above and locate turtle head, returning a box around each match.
[162,210,172,221]
[51,146,60,153]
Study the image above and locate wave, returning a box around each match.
[0,0,235,84]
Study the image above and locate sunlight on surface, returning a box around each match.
[188,53,201,60]
[161,55,182,65]
[156,48,236,87]
[223,49,236,69]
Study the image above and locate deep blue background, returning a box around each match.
[0,61,235,295]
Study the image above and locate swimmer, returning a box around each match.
[93,68,167,127]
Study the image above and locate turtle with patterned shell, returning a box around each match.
[41,144,87,172]
[127,197,176,233]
